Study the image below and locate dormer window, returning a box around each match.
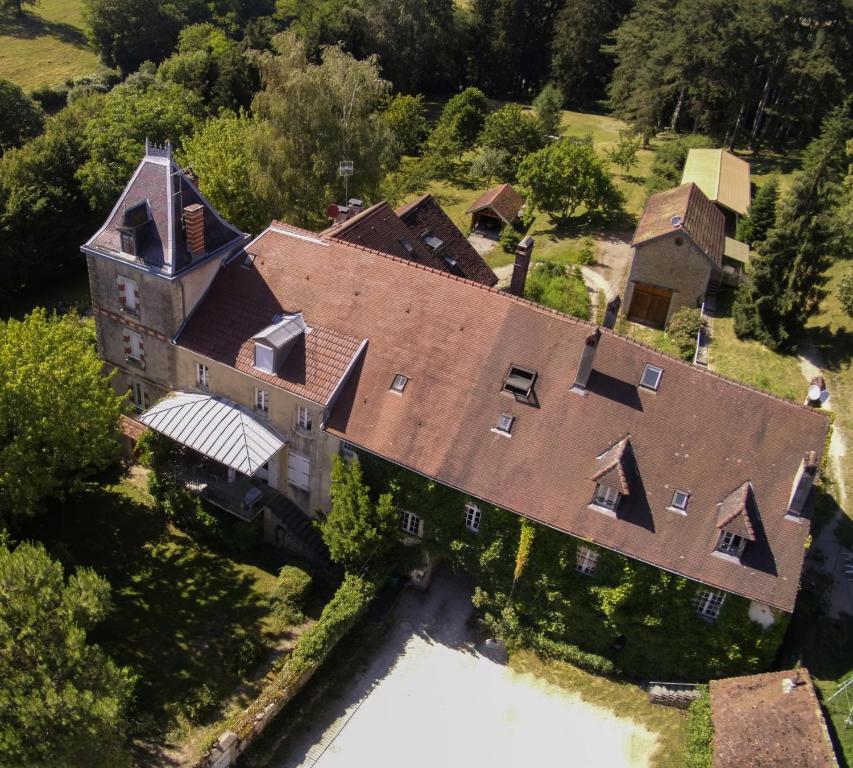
[592,483,620,510]
[502,364,537,403]
[493,413,514,436]
[390,374,408,393]
[640,364,663,391]
[117,201,150,258]
[120,232,136,256]
[716,530,746,558]
[670,490,690,512]
[252,313,307,374]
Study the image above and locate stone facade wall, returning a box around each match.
[623,233,716,327]
[174,348,344,516]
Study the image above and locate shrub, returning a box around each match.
[147,473,221,539]
[183,683,218,723]
[577,238,595,265]
[684,688,714,768]
[271,566,313,624]
[527,633,617,676]
[500,226,522,254]
[524,262,591,319]
[228,634,266,677]
[839,269,853,317]
[136,428,176,471]
[666,307,705,361]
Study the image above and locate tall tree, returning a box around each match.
[437,87,490,152]
[0,79,44,154]
[381,93,429,159]
[533,82,563,137]
[478,103,545,179]
[0,310,124,521]
[550,0,632,108]
[736,176,778,248]
[250,32,392,227]
[0,541,133,767]
[319,456,397,571]
[733,105,853,349]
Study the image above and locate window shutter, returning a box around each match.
[417,518,424,537]
[143,390,150,408]
[138,335,145,365]
[122,329,131,355]
[117,276,126,305]
[133,284,140,306]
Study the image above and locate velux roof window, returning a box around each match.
[390,373,408,393]
[493,413,514,436]
[502,364,537,403]
[640,363,663,391]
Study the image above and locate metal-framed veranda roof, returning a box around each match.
[139,391,286,476]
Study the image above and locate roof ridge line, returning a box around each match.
[599,327,826,418]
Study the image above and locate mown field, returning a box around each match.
[0,0,101,90]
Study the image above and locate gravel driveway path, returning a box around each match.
[266,569,657,768]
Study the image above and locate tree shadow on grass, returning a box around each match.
[0,10,89,48]
[807,324,853,372]
[27,484,270,740]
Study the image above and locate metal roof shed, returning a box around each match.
[139,391,286,476]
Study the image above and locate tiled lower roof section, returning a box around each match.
[466,183,525,224]
[180,224,828,611]
[710,669,839,768]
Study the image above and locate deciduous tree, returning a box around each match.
[0,541,133,767]
[478,103,544,179]
[606,131,641,174]
[381,93,429,159]
[0,79,44,153]
[0,311,124,521]
[518,139,623,223]
[319,456,397,571]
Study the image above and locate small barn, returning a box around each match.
[466,183,525,233]
[681,148,751,236]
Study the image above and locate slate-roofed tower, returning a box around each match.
[80,140,248,411]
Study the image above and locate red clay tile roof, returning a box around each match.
[590,437,633,495]
[395,194,497,286]
[710,669,839,768]
[85,150,245,274]
[466,183,525,224]
[717,481,757,540]
[179,226,828,611]
[632,183,726,267]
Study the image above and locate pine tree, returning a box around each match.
[736,176,778,248]
[733,104,853,349]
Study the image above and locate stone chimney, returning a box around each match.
[183,203,205,255]
[508,235,534,296]
[785,451,819,520]
[603,295,621,330]
[571,328,602,395]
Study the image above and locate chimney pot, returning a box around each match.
[571,328,601,395]
[508,235,534,297]
[183,203,206,255]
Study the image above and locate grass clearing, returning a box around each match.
[510,650,688,768]
[24,468,324,762]
[0,1,102,91]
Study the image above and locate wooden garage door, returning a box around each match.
[627,283,672,329]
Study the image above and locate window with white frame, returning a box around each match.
[124,329,144,366]
[575,545,600,575]
[390,373,408,393]
[297,405,312,432]
[715,530,745,557]
[464,503,481,532]
[287,452,311,491]
[694,588,725,619]
[196,363,209,389]
[640,363,663,391]
[592,482,620,510]
[129,380,145,410]
[494,413,514,435]
[670,489,690,512]
[340,442,356,461]
[401,510,423,537]
[117,275,139,313]
[255,388,269,414]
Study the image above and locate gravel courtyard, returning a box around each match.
[267,568,659,768]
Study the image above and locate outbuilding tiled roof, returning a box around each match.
[179,223,827,611]
[396,194,497,286]
[710,669,839,768]
[84,142,245,275]
[466,183,525,224]
[632,183,726,267]
[682,148,751,217]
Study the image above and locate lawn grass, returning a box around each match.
[0,0,102,90]
[510,650,688,768]
[25,469,318,760]
[708,290,806,402]
[620,320,683,360]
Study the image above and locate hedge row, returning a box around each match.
[526,633,617,677]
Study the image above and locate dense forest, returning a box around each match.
[0,0,850,313]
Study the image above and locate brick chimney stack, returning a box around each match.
[571,328,602,395]
[183,203,205,255]
[785,451,819,520]
[508,235,533,297]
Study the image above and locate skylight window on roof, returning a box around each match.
[503,364,537,402]
[670,490,690,512]
[494,413,514,436]
[640,364,663,391]
[443,254,457,267]
[390,373,408,393]
[423,235,444,251]
[400,238,414,254]
[242,252,256,269]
